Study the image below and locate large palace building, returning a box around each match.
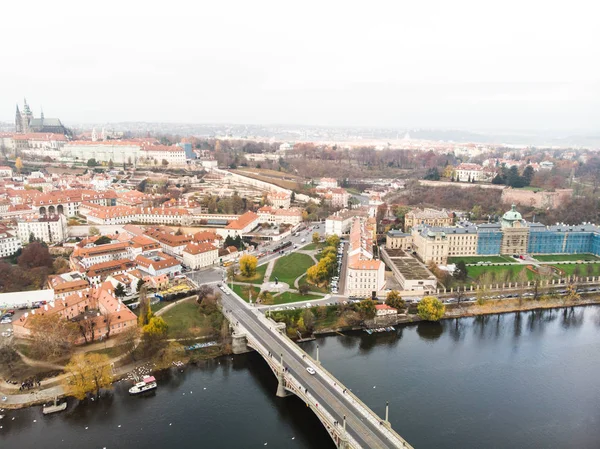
[388,205,600,265]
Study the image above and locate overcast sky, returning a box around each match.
[2,0,598,131]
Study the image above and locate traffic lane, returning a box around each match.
[223,297,393,449]
[237,305,392,449]
[226,300,379,448]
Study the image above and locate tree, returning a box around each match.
[87,158,98,167]
[197,284,214,303]
[424,168,440,180]
[15,156,23,174]
[226,266,237,283]
[64,353,113,400]
[522,165,534,186]
[0,340,19,375]
[79,317,97,344]
[312,232,320,245]
[108,159,114,170]
[470,205,483,220]
[18,242,53,269]
[239,254,258,278]
[417,296,446,321]
[298,284,310,295]
[52,256,71,274]
[136,278,145,292]
[162,159,169,166]
[137,286,153,327]
[356,299,377,320]
[143,316,168,340]
[258,291,274,305]
[89,226,100,236]
[94,235,112,245]
[454,261,468,282]
[29,314,79,359]
[114,283,126,298]
[492,173,504,185]
[325,235,340,248]
[385,290,405,310]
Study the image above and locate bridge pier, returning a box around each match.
[231,332,252,354]
[276,370,291,397]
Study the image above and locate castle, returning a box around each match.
[15,98,69,135]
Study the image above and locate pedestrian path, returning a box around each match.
[263,259,276,283]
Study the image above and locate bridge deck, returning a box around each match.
[221,288,413,449]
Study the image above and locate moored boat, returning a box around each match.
[43,397,67,415]
[129,375,157,395]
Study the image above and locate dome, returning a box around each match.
[501,204,523,228]
[502,204,522,221]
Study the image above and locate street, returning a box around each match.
[220,288,409,449]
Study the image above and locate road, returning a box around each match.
[220,288,408,449]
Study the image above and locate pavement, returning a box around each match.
[220,286,409,449]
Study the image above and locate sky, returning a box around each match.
[2,0,599,131]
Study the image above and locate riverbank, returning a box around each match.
[295,294,600,337]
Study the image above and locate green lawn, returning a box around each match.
[466,264,536,282]
[298,276,329,293]
[234,263,268,284]
[534,254,600,262]
[272,291,323,305]
[302,242,323,251]
[272,252,315,286]
[449,255,515,265]
[161,300,211,339]
[231,283,260,302]
[552,264,600,277]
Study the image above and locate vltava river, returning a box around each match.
[2,306,600,448]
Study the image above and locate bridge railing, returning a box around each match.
[276,329,413,448]
[249,310,412,448]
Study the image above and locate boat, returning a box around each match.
[128,375,157,395]
[365,329,373,335]
[43,396,67,415]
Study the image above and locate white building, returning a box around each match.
[319,177,338,188]
[140,144,187,166]
[62,141,142,164]
[454,163,494,182]
[17,214,68,244]
[0,227,22,258]
[257,206,303,225]
[268,191,291,209]
[182,242,219,269]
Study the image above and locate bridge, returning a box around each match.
[219,287,414,449]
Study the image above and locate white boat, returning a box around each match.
[129,375,157,395]
[43,397,67,415]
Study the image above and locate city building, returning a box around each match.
[404,208,453,231]
[385,230,412,250]
[411,205,600,264]
[17,214,68,244]
[219,211,259,238]
[182,242,219,269]
[12,282,137,344]
[345,218,385,297]
[454,163,494,182]
[257,206,303,225]
[0,225,22,258]
[268,191,291,209]
[15,99,69,135]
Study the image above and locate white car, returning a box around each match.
[306,367,316,375]
[0,318,11,324]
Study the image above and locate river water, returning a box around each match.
[2,306,600,449]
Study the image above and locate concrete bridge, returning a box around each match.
[220,287,414,449]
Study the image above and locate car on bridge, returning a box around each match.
[306,367,316,375]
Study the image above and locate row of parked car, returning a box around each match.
[1,309,15,325]
[330,242,346,294]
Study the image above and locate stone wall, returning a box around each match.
[501,188,573,209]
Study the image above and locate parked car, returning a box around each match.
[0,318,12,325]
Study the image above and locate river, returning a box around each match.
[2,306,600,448]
